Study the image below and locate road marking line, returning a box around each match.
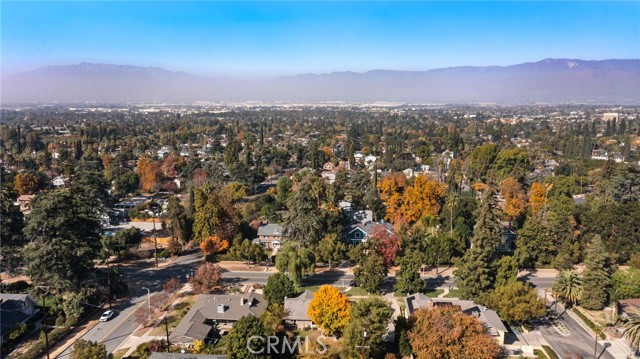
[97,300,146,345]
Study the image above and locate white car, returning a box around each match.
[99,310,114,322]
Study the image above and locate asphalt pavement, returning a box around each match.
[53,253,559,356]
[537,302,614,359]
[54,252,202,358]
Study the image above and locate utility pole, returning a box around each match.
[153,216,159,268]
[164,317,171,351]
[107,262,112,309]
[41,294,50,359]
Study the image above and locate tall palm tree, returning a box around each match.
[623,311,640,352]
[552,269,583,307]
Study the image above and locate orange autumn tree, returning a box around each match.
[14,172,38,195]
[307,285,351,336]
[500,177,526,222]
[529,182,550,216]
[199,234,230,255]
[408,306,502,359]
[401,175,447,223]
[377,172,407,222]
[137,157,162,193]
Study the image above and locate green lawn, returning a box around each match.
[298,285,322,293]
[394,289,443,297]
[344,287,370,296]
[444,289,461,298]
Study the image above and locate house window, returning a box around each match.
[354,232,361,239]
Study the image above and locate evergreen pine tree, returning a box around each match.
[581,235,612,310]
[620,119,627,135]
[623,137,632,161]
[454,188,501,302]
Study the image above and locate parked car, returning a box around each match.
[100,310,114,322]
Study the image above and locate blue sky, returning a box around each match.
[2,1,639,77]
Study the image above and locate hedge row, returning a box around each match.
[542,345,560,359]
[14,325,72,359]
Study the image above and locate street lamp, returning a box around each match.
[152,211,159,269]
[356,330,369,359]
[141,287,151,320]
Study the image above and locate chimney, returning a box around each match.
[240,297,247,306]
[217,304,225,313]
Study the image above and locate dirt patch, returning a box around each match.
[218,261,267,272]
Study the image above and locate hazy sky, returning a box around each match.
[2,1,639,77]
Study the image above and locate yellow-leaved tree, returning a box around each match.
[377,172,407,223]
[307,285,351,336]
[529,182,550,216]
[500,177,526,222]
[401,175,447,223]
[136,156,161,193]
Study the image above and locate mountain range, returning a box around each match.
[2,59,639,104]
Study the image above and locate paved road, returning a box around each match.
[55,252,202,358]
[221,270,555,289]
[56,256,558,356]
[536,302,614,359]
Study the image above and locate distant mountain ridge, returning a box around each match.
[2,59,639,104]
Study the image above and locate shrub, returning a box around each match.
[542,345,559,359]
[15,325,72,359]
[3,280,32,293]
[7,323,28,341]
[55,315,66,327]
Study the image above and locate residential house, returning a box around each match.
[364,155,378,169]
[354,152,364,164]
[498,222,517,253]
[157,146,170,159]
[170,292,267,346]
[404,293,507,345]
[345,211,395,245]
[320,171,336,184]
[179,146,191,157]
[1,294,40,344]
[618,298,640,320]
[402,168,415,179]
[150,353,227,359]
[173,177,186,189]
[52,175,70,188]
[16,194,35,213]
[254,223,284,249]
[322,162,336,171]
[284,290,315,329]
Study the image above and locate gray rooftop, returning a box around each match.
[170,292,267,343]
[284,290,315,321]
[404,294,507,333]
[257,223,283,237]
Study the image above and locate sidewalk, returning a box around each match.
[48,299,124,358]
[116,283,193,357]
